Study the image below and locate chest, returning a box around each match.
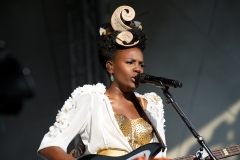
[110,98,145,120]
[114,113,153,150]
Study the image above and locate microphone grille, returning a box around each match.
[135,73,146,83]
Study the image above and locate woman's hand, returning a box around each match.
[38,146,76,160]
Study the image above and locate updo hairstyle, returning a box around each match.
[97,6,148,69]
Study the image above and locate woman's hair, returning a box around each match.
[97,26,148,69]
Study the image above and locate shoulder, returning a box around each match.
[47,83,106,138]
[135,92,164,116]
[72,83,106,96]
[135,92,163,106]
[70,83,106,100]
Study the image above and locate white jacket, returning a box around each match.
[38,83,166,157]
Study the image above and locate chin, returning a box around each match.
[130,83,139,90]
[119,82,139,92]
[134,83,139,89]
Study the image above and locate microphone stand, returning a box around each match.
[156,81,217,160]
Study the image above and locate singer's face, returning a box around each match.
[111,47,144,92]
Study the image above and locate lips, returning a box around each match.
[131,75,139,83]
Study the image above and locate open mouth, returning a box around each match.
[131,77,136,82]
[132,77,139,84]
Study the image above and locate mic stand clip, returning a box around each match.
[196,145,210,160]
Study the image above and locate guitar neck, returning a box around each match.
[172,144,240,160]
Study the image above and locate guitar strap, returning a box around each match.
[133,94,166,152]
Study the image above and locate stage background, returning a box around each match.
[0,0,239,159]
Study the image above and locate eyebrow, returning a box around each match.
[126,58,144,63]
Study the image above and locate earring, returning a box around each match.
[110,74,114,81]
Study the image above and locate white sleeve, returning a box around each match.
[144,92,167,158]
[37,92,92,152]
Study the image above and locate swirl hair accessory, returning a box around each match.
[99,6,142,47]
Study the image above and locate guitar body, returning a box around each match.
[77,143,162,160]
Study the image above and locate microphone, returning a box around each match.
[135,73,183,88]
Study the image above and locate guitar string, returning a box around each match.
[175,149,239,159]
[229,145,240,154]
[172,145,240,160]
[174,151,237,160]
[228,146,240,154]
[237,145,240,154]
[212,147,240,158]
[214,149,224,158]
[227,146,232,156]
[175,150,240,159]
[214,147,240,155]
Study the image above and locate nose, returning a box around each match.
[134,65,143,73]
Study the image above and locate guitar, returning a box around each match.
[172,144,240,160]
[77,143,240,160]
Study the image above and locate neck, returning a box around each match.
[105,83,134,100]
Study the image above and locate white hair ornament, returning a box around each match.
[99,6,142,47]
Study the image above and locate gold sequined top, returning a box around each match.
[114,113,153,150]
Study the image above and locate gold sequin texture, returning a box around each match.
[114,114,153,150]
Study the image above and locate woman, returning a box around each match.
[38,5,166,160]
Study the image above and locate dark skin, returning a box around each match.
[105,47,147,119]
[38,147,76,160]
[38,47,147,160]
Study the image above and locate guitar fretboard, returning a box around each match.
[172,144,240,160]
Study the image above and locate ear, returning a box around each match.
[106,60,113,74]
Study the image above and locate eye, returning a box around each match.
[140,64,145,68]
[126,61,134,65]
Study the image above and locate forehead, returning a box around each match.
[114,47,143,60]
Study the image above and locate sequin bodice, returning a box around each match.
[114,113,153,150]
